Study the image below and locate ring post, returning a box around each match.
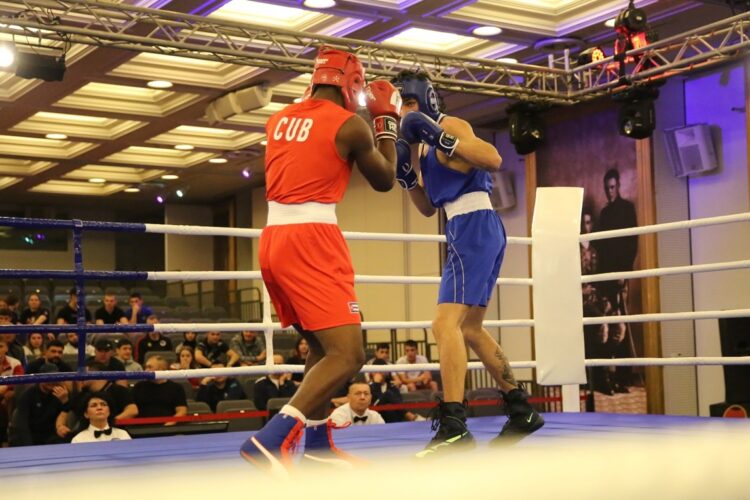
[531,188,586,412]
[262,284,275,366]
[72,220,87,374]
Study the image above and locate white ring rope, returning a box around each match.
[585,357,750,367]
[581,258,750,283]
[147,271,532,287]
[582,308,750,325]
[579,210,750,242]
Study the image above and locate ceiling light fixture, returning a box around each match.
[174,144,194,151]
[162,174,179,180]
[45,133,68,140]
[156,195,165,204]
[176,189,185,198]
[472,26,502,37]
[209,158,228,164]
[88,178,106,184]
[147,80,173,89]
[497,57,518,64]
[0,43,15,68]
[124,187,140,193]
[260,140,268,146]
[242,168,252,179]
[303,0,336,8]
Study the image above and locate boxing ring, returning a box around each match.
[2,187,750,497]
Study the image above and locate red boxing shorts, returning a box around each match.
[259,223,361,331]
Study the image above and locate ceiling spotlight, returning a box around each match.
[147,80,173,89]
[508,102,545,155]
[176,189,185,198]
[15,52,66,82]
[45,133,68,140]
[124,187,140,193]
[303,0,336,8]
[174,144,194,151]
[615,86,660,140]
[156,195,165,204]
[88,178,106,184]
[472,26,502,37]
[242,168,252,179]
[0,43,15,68]
[162,174,179,180]
[209,158,228,164]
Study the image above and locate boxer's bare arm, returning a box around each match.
[338,114,396,192]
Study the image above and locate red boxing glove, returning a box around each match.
[365,80,402,141]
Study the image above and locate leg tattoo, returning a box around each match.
[494,346,517,387]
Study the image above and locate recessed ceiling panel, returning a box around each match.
[0,135,97,159]
[11,112,147,140]
[63,165,166,183]
[30,180,128,196]
[103,146,214,168]
[148,125,265,150]
[0,158,57,176]
[55,82,202,117]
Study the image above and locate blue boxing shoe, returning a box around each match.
[240,412,305,477]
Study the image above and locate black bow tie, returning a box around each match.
[94,428,112,438]
[353,415,367,423]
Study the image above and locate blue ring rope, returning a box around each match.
[0,370,156,385]
[0,215,146,232]
[0,324,154,334]
[0,270,149,280]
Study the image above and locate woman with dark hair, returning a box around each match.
[171,346,201,388]
[285,336,309,384]
[20,292,50,326]
[174,331,198,354]
[71,392,131,443]
[23,332,44,358]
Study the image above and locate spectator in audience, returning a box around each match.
[26,340,73,374]
[4,294,20,324]
[229,330,265,366]
[20,292,50,327]
[115,338,143,372]
[55,288,92,325]
[1,309,27,366]
[132,356,187,426]
[95,293,128,325]
[135,324,173,366]
[10,363,70,446]
[396,340,438,392]
[285,336,309,385]
[23,332,44,359]
[330,381,385,426]
[63,332,95,357]
[174,331,198,354]
[88,339,126,372]
[369,359,424,423]
[125,293,153,325]
[364,343,401,385]
[196,362,246,412]
[253,354,297,411]
[197,331,239,367]
[69,361,138,422]
[71,392,131,443]
[0,337,24,446]
[171,346,201,388]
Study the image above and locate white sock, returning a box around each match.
[279,404,307,424]
[306,418,327,428]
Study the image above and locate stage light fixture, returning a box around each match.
[242,168,252,179]
[614,86,660,140]
[176,189,185,198]
[15,52,66,82]
[508,102,545,155]
[156,195,165,204]
[576,46,605,66]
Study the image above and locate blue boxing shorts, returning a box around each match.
[438,209,506,306]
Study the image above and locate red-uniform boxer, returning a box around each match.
[241,47,400,474]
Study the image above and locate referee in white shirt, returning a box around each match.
[71,392,131,443]
[330,382,385,426]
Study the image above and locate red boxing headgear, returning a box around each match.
[311,47,365,112]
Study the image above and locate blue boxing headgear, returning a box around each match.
[391,71,442,121]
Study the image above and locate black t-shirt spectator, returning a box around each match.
[11,385,67,446]
[95,306,127,324]
[253,377,297,411]
[55,304,92,324]
[132,381,187,418]
[86,357,126,372]
[136,335,173,365]
[73,383,134,419]
[27,357,74,374]
[196,379,246,412]
[286,354,305,383]
[19,308,50,325]
[197,340,229,364]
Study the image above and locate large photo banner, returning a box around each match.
[534,106,647,413]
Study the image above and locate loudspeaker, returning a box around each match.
[508,103,544,155]
[663,124,719,177]
[718,317,750,403]
[206,85,273,124]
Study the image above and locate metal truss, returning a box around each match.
[0,0,749,105]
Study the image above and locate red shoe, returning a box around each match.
[301,420,364,468]
[240,413,305,477]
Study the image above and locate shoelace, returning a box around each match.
[427,397,445,433]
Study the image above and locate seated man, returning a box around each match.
[396,340,438,392]
[229,330,266,366]
[0,338,24,445]
[132,355,187,426]
[71,392,131,443]
[195,362,246,412]
[196,331,239,368]
[253,354,297,411]
[95,293,128,325]
[66,360,138,425]
[369,359,423,423]
[26,340,73,373]
[55,288,93,325]
[125,292,153,325]
[115,338,143,372]
[87,339,126,372]
[63,332,95,357]
[10,363,70,446]
[330,381,385,426]
[135,324,173,366]
[364,342,402,386]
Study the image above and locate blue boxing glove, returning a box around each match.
[401,111,459,157]
[396,139,418,190]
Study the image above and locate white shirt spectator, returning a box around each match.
[330,403,385,427]
[71,425,131,443]
[396,354,429,380]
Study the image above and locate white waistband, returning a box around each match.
[267,201,338,226]
[443,191,493,220]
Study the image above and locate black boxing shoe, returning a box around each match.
[489,388,544,446]
[415,399,475,459]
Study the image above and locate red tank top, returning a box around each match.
[264,99,355,203]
